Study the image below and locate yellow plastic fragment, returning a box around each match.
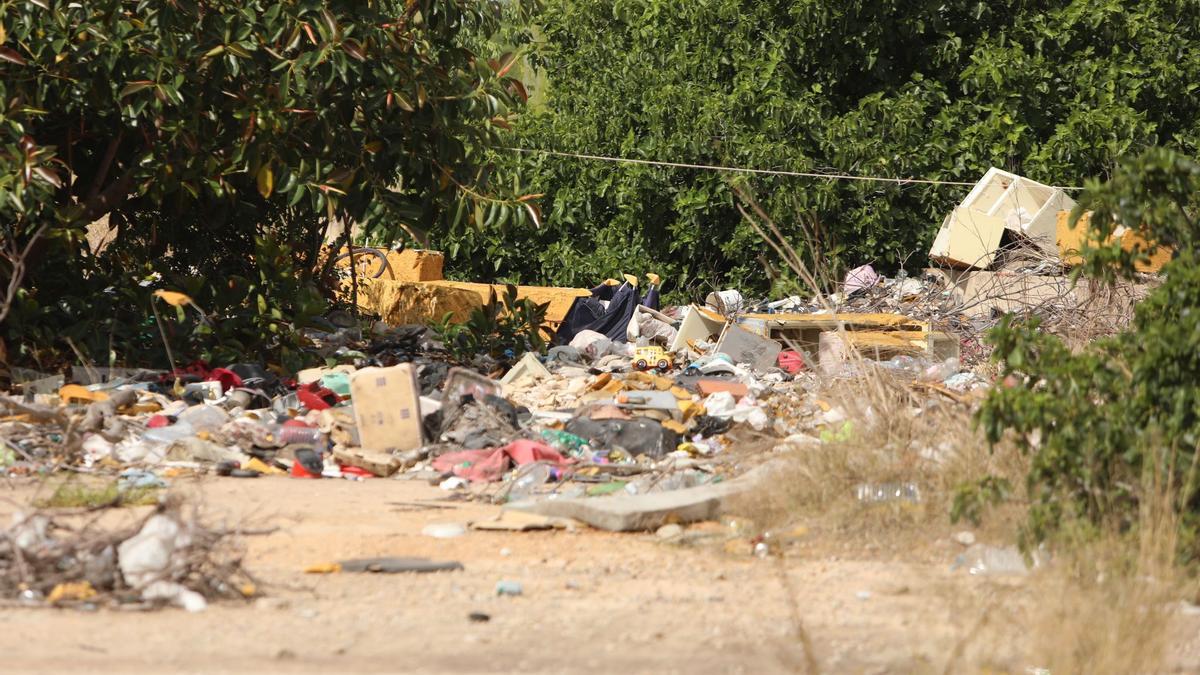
[153,289,194,307]
[244,457,285,475]
[59,384,107,404]
[48,581,96,604]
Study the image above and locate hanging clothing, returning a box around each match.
[640,283,660,311]
[555,282,642,344]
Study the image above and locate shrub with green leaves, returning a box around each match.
[979,148,1200,558]
[432,284,549,363]
[0,0,536,369]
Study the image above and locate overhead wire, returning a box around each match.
[505,147,1085,191]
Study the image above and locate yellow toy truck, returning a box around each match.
[633,346,673,373]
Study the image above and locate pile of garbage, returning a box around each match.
[0,270,988,510]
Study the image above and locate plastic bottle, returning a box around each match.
[919,357,960,382]
[507,463,552,502]
[259,423,325,447]
[854,482,921,503]
[177,404,229,433]
[141,420,197,444]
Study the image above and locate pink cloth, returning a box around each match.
[432,439,571,483]
[844,264,879,294]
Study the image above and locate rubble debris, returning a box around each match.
[0,235,1164,599]
[0,499,256,611]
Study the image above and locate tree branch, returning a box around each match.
[84,132,124,206]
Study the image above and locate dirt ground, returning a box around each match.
[1,475,1197,674]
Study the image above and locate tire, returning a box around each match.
[656,360,668,371]
[332,246,392,279]
[635,359,648,370]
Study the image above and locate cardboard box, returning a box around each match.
[350,364,424,452]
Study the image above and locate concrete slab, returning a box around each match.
[506,465,772,532]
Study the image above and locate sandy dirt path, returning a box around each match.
[0,475,1196,674]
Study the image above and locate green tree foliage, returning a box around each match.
[0,0,534,368]
[979,148,1200,558]
[439,0,1200,300]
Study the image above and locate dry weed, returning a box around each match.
[950,443,1199,673]
[735,370,1027,544]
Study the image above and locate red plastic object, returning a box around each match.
[290,461,321,479]
[296,382,338,411]
[777,350,806,374]
[206,367,243,393]
[338,465,373,478]
[146,414,172,428]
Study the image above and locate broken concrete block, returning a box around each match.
[349,364,424,452]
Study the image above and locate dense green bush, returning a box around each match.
[433,0,1200,302]
[979,148,1200,558]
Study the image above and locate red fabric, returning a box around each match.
[206,367,243,393]
[777,350,806,374]
[432,440,572,483]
